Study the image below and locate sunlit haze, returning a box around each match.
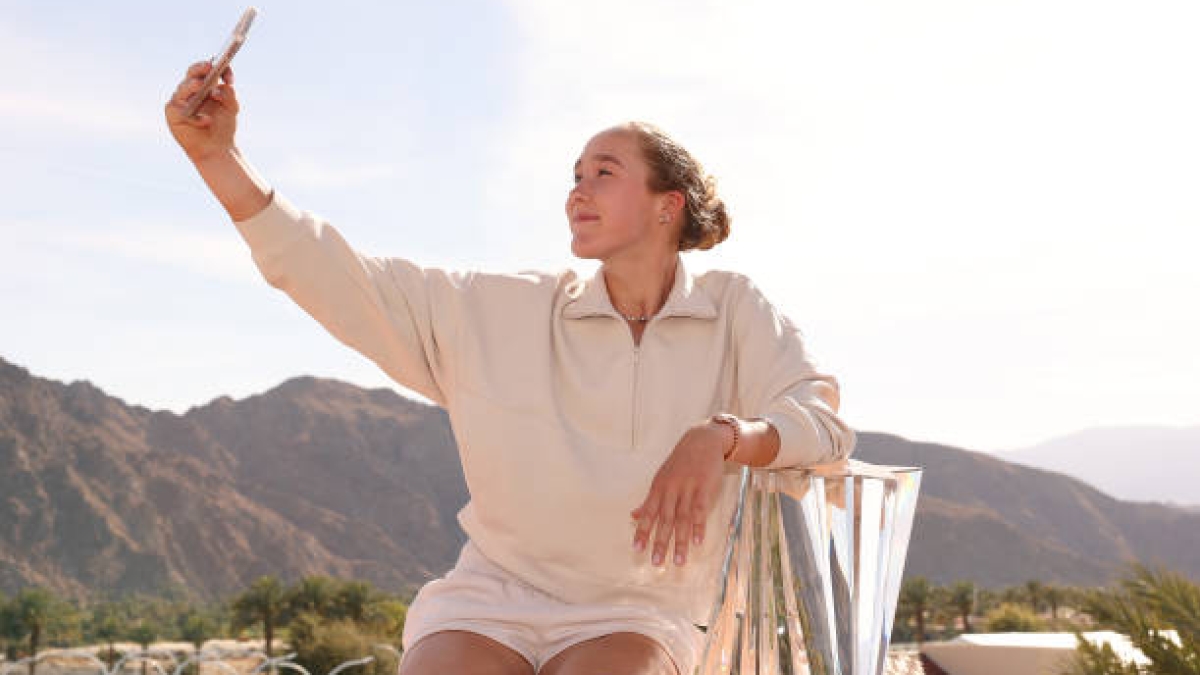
[2,1,1197,451]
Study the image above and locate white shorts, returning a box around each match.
[401,540,706,673]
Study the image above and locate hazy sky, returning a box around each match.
[2,0,1197,452]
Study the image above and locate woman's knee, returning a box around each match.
[399,630,534,675]
[539,632,679,675]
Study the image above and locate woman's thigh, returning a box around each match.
[538,632,679,675]
[399,630,535,675]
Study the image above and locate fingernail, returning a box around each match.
[693,533,702,545]
[675,553,684,566]
[653,552,663,566]
[634,539,645,551]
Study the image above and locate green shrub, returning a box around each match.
[288,613,398,675]
[984,602,1046,632]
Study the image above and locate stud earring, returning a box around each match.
[659,214,669,223]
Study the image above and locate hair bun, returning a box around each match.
[623,121,733,252]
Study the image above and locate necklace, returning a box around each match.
[622,314,652,322]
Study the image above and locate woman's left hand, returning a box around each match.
[630,422,729,567]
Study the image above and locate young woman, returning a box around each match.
[166,61,855,675]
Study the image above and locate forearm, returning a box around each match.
[735,418,781,467]
[191,146,272,222]
[708,417,781,468]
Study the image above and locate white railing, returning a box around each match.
[1,648,398,675]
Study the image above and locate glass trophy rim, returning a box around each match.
[761,464,923,479]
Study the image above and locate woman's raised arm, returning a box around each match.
[163,60,465,407]
[164,61,272,221]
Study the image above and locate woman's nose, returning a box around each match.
[565,185,581,215]
[567,181,588,205]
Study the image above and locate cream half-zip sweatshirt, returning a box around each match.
[234,194,856,623]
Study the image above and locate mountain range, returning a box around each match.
[998,426,1200,507]
[2,355,1197,600]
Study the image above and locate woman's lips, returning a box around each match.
[571,214,600,232]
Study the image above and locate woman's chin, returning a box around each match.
[570,237,603,260]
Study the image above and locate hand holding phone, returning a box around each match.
[183,7,258,118]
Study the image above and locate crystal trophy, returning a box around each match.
[698,461,922,675]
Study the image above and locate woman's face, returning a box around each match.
[565,128,667,261]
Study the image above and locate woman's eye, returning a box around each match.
[571,168,611,184]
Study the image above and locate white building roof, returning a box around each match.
[922,631,1160,675]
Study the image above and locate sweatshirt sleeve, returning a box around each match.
[732,277,856,468]
[233,193,465,406]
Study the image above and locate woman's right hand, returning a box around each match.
[162,60,271,221]
[165,61,240,162]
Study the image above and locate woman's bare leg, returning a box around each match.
[399,630,534,675]
[538,632,679,675]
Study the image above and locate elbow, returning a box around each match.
[829,420,856,462]
[812,379,841,413]
[263,270,290,291]
[811,379,853,461]
[762,403,855,468]
[248,249,291,291]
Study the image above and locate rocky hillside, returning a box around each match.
[856,433,1200,586]
[1,356,1196,598]
[0,357,465,599]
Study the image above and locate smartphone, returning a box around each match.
[183,7,258,118]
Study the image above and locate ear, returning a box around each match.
[658,191,686,222]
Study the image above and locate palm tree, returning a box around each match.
[0,592,15,662]
[947,581,977,633]
[9,588,70,675]
[232,576,287,658]
[179,610,217,653]
[997,584,1027,609]
[899,577,934,644]
[286,576,337,617]
[88,602,126,669]
[1044,584,1065,621]
[333,581,376,623]
[126,619,157,675]
[1067,564,1200,675]
[1025,579,1046,615]
[0,593,9,653]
